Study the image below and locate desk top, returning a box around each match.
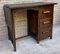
[4,2,57,9]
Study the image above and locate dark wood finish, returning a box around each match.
[27,10,38,41]
[39,5,53,19]
[38,5,54,43]
[3,7,16,51]
[4,2,57,9]
[3,2,57,51]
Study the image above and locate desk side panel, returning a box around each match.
[3,6,16,51]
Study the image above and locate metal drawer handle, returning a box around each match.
[43,11,51,14]
[43,21,50,24]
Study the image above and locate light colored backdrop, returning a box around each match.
[0,0,58,41]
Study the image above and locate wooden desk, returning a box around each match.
[3,2,57,51]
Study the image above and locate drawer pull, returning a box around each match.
[43,11,51,14]
[42,31,49,34]
[43,21,50,24]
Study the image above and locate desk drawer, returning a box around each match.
[40,18,52,28]
[39,5,53,19]
[39,27,52,40]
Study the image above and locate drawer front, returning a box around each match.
[39,5,53,19]
[39,27,52,40]
[40,18,52,28]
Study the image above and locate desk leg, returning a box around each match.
[50,35,52,39]
[13,42,16,51]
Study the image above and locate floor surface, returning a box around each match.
[0,25,60,54]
